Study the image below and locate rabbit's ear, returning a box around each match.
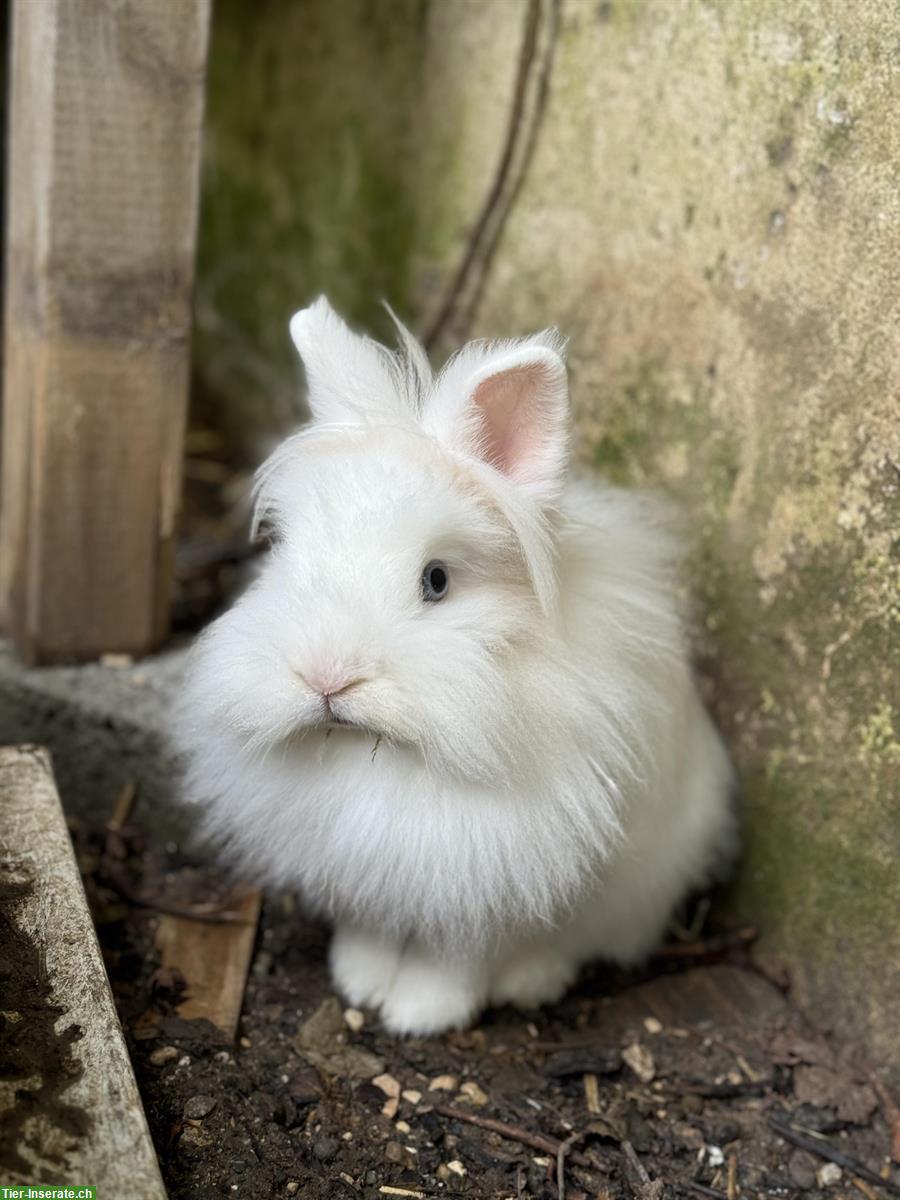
[426,337,569,502]
[289,297,403,424]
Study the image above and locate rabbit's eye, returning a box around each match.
[422,560,449,602]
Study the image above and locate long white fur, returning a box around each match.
[174,297,737,1035]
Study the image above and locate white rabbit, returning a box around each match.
[175,297,738,1035]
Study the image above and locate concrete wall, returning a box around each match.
[197,0,899,1069]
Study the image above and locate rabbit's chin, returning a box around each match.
[292,720,397,746]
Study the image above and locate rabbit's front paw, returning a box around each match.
[379,951,483,1036]
[489,945,576,1009]
[329,925,403,1009]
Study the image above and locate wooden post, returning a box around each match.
[0,0,211,663]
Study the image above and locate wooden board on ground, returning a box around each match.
[0,0,211,662]
[586,963,791,1056]
[155,888,262,1041]
[0,745,167,1197]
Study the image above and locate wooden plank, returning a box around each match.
[0,0,211,663]
[0,745,167,1196]
[155,888,263,1041]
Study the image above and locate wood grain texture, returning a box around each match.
[156,888,262,1041]
[0,0,211,662]
[0,745,167,1195]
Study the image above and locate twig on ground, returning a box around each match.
[557,1130,582,1200]
[432,1105,603,1171]
[853,1178,883,1200]
[769,1117,900,1197]
[668,896,712,942]
[675,1079,767,1099]
[583,1072,601,1114]
[864,1067,900,1164]
[108,780,137,830]
[726,1155,737,1200]
[103,861,255,923]
[621,1140,664,1200]
[654,927,757,961]
[679,1184,727,1200]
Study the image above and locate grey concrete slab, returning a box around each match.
[0,745,168,1196]
[0,639,193,842]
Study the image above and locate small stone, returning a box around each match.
[435,1165,452,1183]
[313,1135,340,1161]
[447,1160,467,1177]
[787,1149,817,1191]
[622,1041,655,1083]
[252,950,273,979]
[707,1145,725,1168]
[373,1073,401,1098]
[382,1096,400,1119]
[395,1120,411,1134]
[344,1007,365,1032]
[183,1094,217,1120]
[458,1080,489,1105]
[100,652,133,668]
[672,1122,704,1151]
[384,1141,405,1164]
[429,1074,459,1091]
[179,1124,212,1148]
[177,1055,191,1067]
[130,1012,159,1040]
[148,1044,178,1067]
[402,1089,422,1104]
[625,1109,654,1153]
[643,1016,663,1034]
[816,1163,842,1188]
[286,1183,299,1195]
[239,1036,252,1048]
[285,1066,322,1105]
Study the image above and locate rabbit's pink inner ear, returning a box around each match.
[471,357,566,486]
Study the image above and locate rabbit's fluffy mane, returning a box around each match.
[176,301,693,952]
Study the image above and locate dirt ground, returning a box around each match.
[62,814,900,1200]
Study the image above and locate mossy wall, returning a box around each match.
[195,0,427,447]
[197,0,899,1070]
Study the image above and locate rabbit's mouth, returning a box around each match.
[321,716,379,739]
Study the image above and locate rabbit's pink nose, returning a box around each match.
[299,668,365,698]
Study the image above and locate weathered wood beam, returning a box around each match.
[0,745,167,1196]
[0,0,212,662]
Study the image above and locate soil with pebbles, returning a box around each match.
[69,819,899,1200]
